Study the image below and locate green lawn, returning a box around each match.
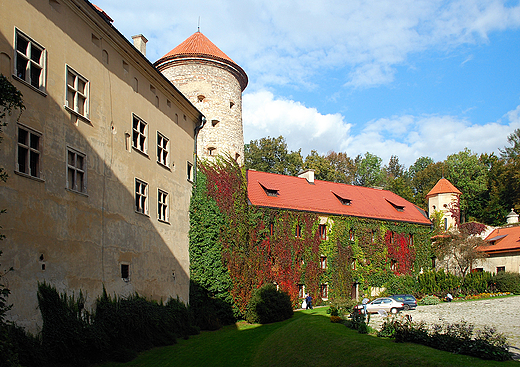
[97,307,518,367]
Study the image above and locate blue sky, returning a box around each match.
[94,0,520,167]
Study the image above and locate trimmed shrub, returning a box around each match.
[491,272,520,294]
[383,274,417,295]
[418,295,441,305]
[461,271,492,294]
[245,284,293,324]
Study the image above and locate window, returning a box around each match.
[371,230,375,243]
[17,125,41,178]
[295,224,302,238]
[158,189,169,222]
[15,29,45,90]
[157,132,169,166]
[496,266,505,273]
[320,256,327,270]
[67,148,86,193]
[121,264,130,281]
[472,268,483,273]
[390,259,397,271]
[132,115,147,153]
[65,66,89,118]
[320,284,328,299]
[431,256,436,268]
[298,284,305,298]
[187,162,193,182]
[319,224,327,240]
[409,234,414,246]
[349,229,354,241]
[208,147,216,156]
[269,223,274,236]
[211,119,219,127]
[135,178,148,214]
[444,218,448,231]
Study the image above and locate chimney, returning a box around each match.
[132,34,148,56]
[298,169,315,183]
[506,208,519,224]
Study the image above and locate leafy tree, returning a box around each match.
[304,150,356,183]
[412,161,445,208]
[354,152,385,187]
[408,156,434,183]
[499,128,520,162]
[244,136,303,175]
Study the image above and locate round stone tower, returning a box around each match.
[155,31,248,164]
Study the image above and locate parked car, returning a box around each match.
[390,294,417,310]
[354,297,405,314]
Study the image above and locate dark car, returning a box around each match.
[390,294,417,310]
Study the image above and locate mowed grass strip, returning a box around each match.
[97,308,519,367]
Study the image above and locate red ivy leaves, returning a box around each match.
[385,231,415,275]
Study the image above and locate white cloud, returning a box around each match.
[244,90,520,167]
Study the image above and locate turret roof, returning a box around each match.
[155,31,248,91]
[426,178,461,198]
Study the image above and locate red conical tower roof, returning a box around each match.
[426,178,461,198]
[155,31,248,91]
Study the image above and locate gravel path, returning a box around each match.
[366,295,520,358]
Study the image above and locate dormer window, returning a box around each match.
[386,198,404,212]
[333,192,351,206]
[259,182,279,197]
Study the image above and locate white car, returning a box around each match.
[354,297,405,314]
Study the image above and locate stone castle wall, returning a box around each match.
[160,61,244,163]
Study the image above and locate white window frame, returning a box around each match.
[132,114,148,154]
[65,65,89,119]
[157,132,169,167]
[157,189,169,223]
[135,178,148,215]
[16,124,42,179]
[66,147,87,194]
[14,29,46,92]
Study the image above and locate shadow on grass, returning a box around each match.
[96,308,519,367]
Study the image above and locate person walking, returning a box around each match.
[305,293,313,309]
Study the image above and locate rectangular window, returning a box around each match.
[67,148,86,193]
[135,178,148,214]
[65,66,89,118]
[121,264,129,281]
[320,284,328,299]
[269,223,274,236]
[409,234,414,246]
[157,132,169,166]
[298,284,305,298]
[496,266,505,273]
[158,189,169,222]
[320,256,327,270]
[187,162,193,182]
[132,115,147,153]
[349,229,354,241]
[17,125,41,178]
[318,224,327,240]
[15,29,45,90]
[295,224,302,238]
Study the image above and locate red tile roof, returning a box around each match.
[92,4,113,22]
[155,32,248,90]
[481,226,520,254]
[426,178,461,198]
[247,170,431,225]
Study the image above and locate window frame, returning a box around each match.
[320,284,328,299]
[66,147,87,194]
[14,28,46,93]
[295,224,302,238]
[320,255,327,270]
[16,124,42,180]
[65,65,90,120]
[121,263,130,282]
[157,189,169,223]
[318,224,327,240]
[132,114,148,155]
[187,161,193,182]
[135,178,149,215]
[156,131,169,167]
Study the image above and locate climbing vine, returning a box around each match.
[189,157,433,321]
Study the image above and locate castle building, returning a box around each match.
[155,32,248,164]
[0,0,203,331]
[426,178,461,230]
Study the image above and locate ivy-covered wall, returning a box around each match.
[189,159,432,318]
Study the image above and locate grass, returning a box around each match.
[97,307,519,367]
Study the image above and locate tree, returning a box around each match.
[354,152,385,187]
[433,222,488,279]
[499,128,520,162]
[244,136,303,175]
[303,150,356,183]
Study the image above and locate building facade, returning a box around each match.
[427,178,461,230]
[0,0,202,331]
[155,31,248,164]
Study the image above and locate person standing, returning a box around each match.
[305,293,313,309]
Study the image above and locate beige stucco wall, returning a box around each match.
[159,61,244,164]
[0,0,200,332]
[474,253,520,274]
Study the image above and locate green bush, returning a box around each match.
[461,271,492,294]
[418,269,460,295]
[491,272,520,294]
[383,275,417,295]
[418,295,441,305]
[245,284,293,324]
[328,298,359,316]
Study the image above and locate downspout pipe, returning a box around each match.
[193,115,206,185]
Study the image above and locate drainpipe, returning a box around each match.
[193,115,206,185]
